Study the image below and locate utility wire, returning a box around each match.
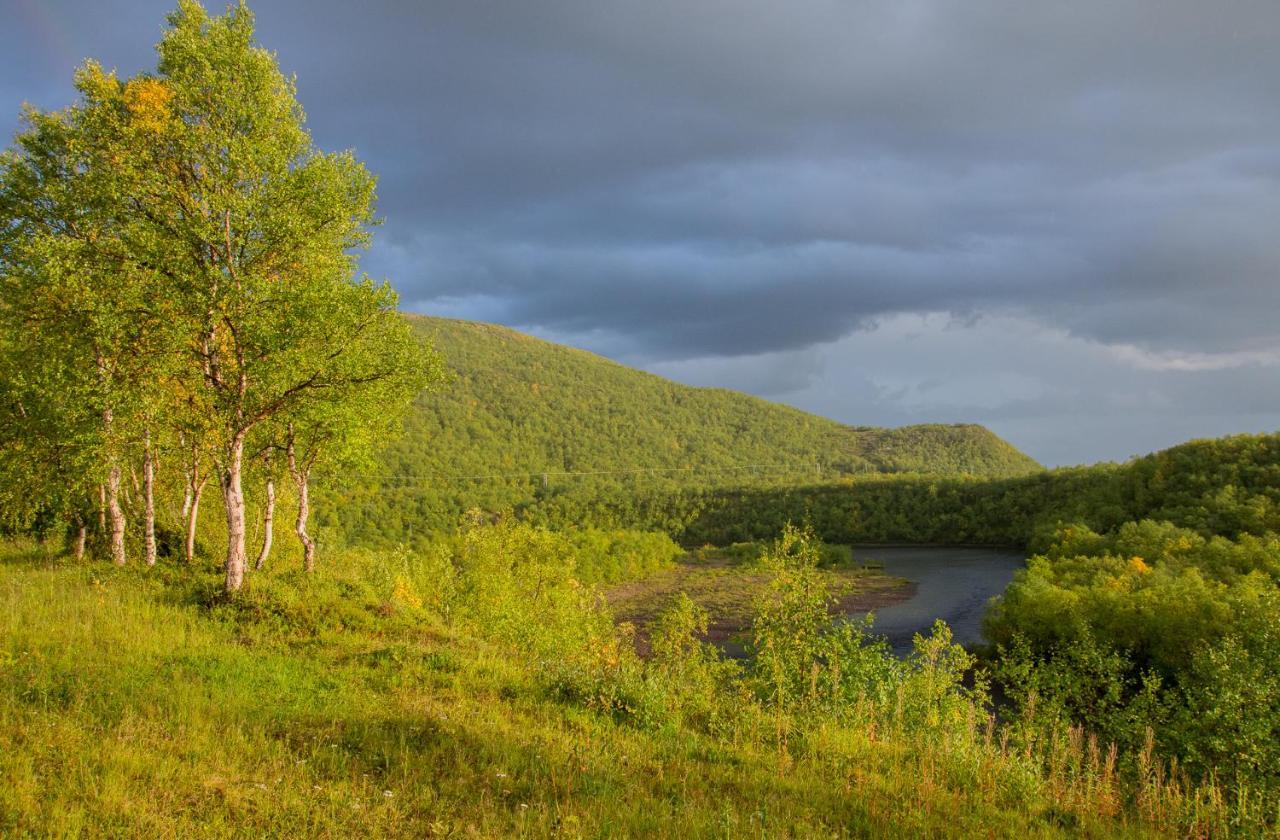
[365,463,828,485]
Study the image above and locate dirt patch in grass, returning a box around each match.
[603,557,915,657]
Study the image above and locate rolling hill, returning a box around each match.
[321,316,1040,543]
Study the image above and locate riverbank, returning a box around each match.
[604,555,914,656]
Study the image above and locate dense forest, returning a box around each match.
[596,432,1280,547]
[329,315,1041,544]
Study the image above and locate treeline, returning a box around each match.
[326,432,1280,558]
[462,432,1280,549]
[0,2,440,590]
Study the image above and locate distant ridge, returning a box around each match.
[326,315,1041,541]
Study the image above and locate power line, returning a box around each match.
[365,463,828,485]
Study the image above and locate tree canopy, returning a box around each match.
[0,0,441,589]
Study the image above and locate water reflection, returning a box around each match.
[846,546,1025,656]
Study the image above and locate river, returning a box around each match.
[848,545,1025,656]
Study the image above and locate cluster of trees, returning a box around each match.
[469,432,1278,548]
[0,1,440,590]
[986,520,1280,802]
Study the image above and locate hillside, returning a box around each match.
[326,316,1040,542]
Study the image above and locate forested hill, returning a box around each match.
[405,315,1040,478]
[326,316,1039,541]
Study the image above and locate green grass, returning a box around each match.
[0,539,1203,838]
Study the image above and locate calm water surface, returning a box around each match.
[848,546,1025,656]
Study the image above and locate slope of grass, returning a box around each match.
[326,317,1040,544]
[0,539,1194,838]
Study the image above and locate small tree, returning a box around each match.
[751,525,834,713]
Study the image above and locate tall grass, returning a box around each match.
[0,532,1266,837]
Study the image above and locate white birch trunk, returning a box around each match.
[287,434,316,573]
[143,430,157,567]
[222,434,248,592]
[100,396,126,565]
[106,462,126,566]
[185,479,205,565]
[254,477,275,571]
[73,519,87,561]
[296,473,315,573]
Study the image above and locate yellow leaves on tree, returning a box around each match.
[124,78,173,135]
[390,576,423,611]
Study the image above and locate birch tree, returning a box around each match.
[2,1,440,586]
[278,310,441,572]
[142,2,438,590]
[0,67,180,564]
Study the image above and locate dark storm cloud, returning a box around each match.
[3,1,1279,463]
[6,0,1278,356]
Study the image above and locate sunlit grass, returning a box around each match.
[0,539,1220,837]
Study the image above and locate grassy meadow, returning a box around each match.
[0,533,1251,838]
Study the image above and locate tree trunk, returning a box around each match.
[222,434,248,592]
[287,435,316,573]
[72,518,87,561]
[254,477,275,571]
[143,430,157,567]
[185,479,205,564]
[98,483,107,532]
[296,472,315,572]
[100,397,126,565]
[106,463,126,566]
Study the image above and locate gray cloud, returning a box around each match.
[3,1,1278,463]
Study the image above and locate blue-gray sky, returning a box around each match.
[4,0,1279,466]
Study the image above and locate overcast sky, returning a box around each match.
[4,1,1279,466]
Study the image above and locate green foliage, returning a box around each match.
[560,528,683,585]
[0,1,443,581]
[7,531,1261,836]
[987,517,1280,803]
[646,593,744,733]
[326,316,1042,544]
[556,431,1280,549]
[751,525,834,713]
[746,528,984,743]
